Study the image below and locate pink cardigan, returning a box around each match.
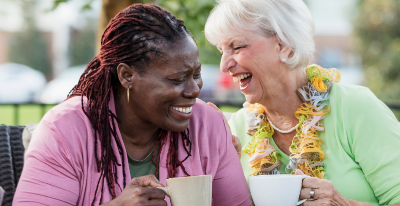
[13,95,251,206]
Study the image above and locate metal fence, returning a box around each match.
[1,102,400,126]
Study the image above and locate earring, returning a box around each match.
[127,88,130,104]
[281,58,287,63]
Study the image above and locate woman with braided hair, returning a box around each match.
[13,4,251,206]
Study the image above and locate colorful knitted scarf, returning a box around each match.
[243,64,341,178]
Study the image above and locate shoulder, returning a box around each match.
[191,99,226,125]
[329,82,390,115]
[31,96,93,155]
[228,108,247,136]
[330,82,377,102]
[229,108,247,123]
[42,96,89,125]
[188,99,230,145]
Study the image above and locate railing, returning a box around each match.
[1,102,400,126]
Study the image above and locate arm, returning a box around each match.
[100,175,166,206]
[211,112,252,206]
[298,87,400,205]
[13,121,80,205]
[207,102,242,158]
[347,88,400,205]
[14,121,167,206]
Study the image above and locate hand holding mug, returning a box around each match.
[296,170,359,206]
[101,175,167,206]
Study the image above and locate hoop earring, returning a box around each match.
[281,58,287,63]
[127,88,130,104]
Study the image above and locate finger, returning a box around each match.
[132,175,164,188]
[147,199,168,206]
[207,102,220,112]
[147,187,167,200]
[303,199,331,206]
[295,169,305,175]
[233,136,242,150]
[300,188,320,200]
[207,102,232,133]
[233,136,242,158]
[301,177,321,189]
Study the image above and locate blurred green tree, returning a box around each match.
[8,1,51,77]
[354,0,400,102]
[52,0,221,65]
[69,22,97,66]
[152,0,221,64]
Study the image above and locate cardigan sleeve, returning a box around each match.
[13,120,80,206]
[344,87,400,205]
[211,110,252,206]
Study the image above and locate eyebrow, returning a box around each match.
[171,65,201,75]
[217,38,242,50]
[172,70,190,75]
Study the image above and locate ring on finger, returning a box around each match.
[309,188,316,200]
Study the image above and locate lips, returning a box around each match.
[169,105,194,120]
[232,73,253,91]
[239,75,252,90]
[171,106,193,114]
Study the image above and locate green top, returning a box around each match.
[127,147,158,179]
[229,83,400,205]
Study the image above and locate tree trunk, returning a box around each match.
[96,0,141,53]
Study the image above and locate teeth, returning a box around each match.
[172,106,193,114]
[233,73,251,82]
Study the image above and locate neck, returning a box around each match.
[113,88,159,148]
[261,66,308,130]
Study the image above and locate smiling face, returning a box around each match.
[127,36,202,132]
[217,31,291,105]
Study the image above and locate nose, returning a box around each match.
[220,52,236,73]
[183,78,201,99]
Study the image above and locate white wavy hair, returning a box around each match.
[205,0,315,69]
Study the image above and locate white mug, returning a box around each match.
[157,174,212,206]
[249,174,308,206]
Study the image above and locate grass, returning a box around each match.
[0,104,56,126]
[0,104,241,126]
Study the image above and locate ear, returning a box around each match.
[117,63,135,90]
[275,35,293,60]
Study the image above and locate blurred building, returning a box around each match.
[0,0,101,78]
[308,0,364,85]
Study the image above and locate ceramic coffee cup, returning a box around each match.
[157,174,212,206]
[249,174,309,206]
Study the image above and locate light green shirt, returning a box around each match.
[229,83,400,205]
[127,147,158,179]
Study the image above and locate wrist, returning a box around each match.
[100,199,117,206]
[346,198,373,206]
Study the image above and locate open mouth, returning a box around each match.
[171,106,193,114]
[233,73,252,90]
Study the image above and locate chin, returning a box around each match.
[165,120,190,133]
[244,94,260,105]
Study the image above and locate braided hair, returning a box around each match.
[67,4,193,205]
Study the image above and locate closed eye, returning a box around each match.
[194,72,201,79]
[168,78,185,85]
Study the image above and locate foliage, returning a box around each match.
[353,0,400,102]
[8,1,51,76]
[51,0,222,64]
[148,0,221,65]
[69,22,97,66]
[48,0,94,11]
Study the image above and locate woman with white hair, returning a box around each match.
[205,0,400,205]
